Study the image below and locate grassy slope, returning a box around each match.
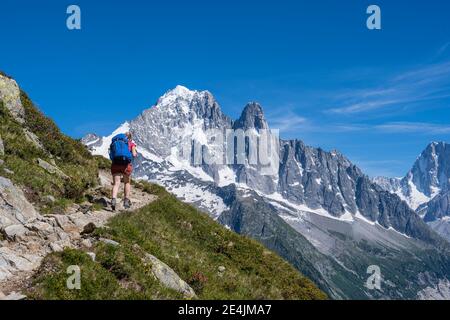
[29,182,327,300]
[0,92,100,213]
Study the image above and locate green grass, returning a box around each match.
[28,248,182,300]
[0,92,99,208]
[30,182,327,300]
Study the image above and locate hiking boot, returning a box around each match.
[123,198,132,209]
[111,198,117,211]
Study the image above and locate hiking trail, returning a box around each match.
[0,170,157,299]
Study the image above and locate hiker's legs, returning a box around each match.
[112,174,121,199]
[124,175,131,199]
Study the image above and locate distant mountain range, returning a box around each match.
[373,141,450,242]
[83,85,450,299]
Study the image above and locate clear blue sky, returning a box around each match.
[1,0,450,177]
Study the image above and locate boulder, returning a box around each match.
[0,74,25,124]
[143,252,196,299]
[0,176,39,228]
[36,158,69,179]
[99,238,120,247]
[25,221,54,237]
[42,195,56,204]
[0,247,35,273]
[2,224,27,240]
[24,129,44,151]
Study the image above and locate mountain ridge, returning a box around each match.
[374,141,450,243]
[84,84,450,299]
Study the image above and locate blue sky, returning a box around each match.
[1,0,449,177]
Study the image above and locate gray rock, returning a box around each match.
[99,238,120,246]
[53,215,72,231]
[87,252,96,262]
[80,238,93,248]
[218,266,226,272]
[36,158,69,179]
[49,242,63,252]
[0,74,25,124]
[24,129,44,151]
[3,168,13,175]
[143,252,196,298]
[2,224,27,240]
[0,177,38,228]
[25,221,54,237]
[0,291,26,300]
[42,195,56,204]
[0,136,4,156]
[0,160,4,166]
[0,247,35,273]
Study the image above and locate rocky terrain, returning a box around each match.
[0,170,156,298]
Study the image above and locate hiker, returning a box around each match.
[109,132,138,210]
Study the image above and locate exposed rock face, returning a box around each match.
[374,142,450,243]
[233,102,268,130]
[409,142,450,197]
[130,85,232,159]
[375,142,450,210]
[0,74,25,124]
[0,177,39,228]
[422,191,450,222]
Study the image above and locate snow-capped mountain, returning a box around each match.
[374,142,450,242]
[83,86,450,299]
[375,142,450,210]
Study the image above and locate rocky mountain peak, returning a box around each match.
[410,141,450,197]
[234,102,268,130]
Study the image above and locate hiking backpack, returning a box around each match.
[109,134,133,165]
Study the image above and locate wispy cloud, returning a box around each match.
[268,111,307,133]
[328,60,450,115]
[375,122,450,134]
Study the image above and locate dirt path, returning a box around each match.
[0,170,156,299]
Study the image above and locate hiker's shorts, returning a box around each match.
[111,163,133,177]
